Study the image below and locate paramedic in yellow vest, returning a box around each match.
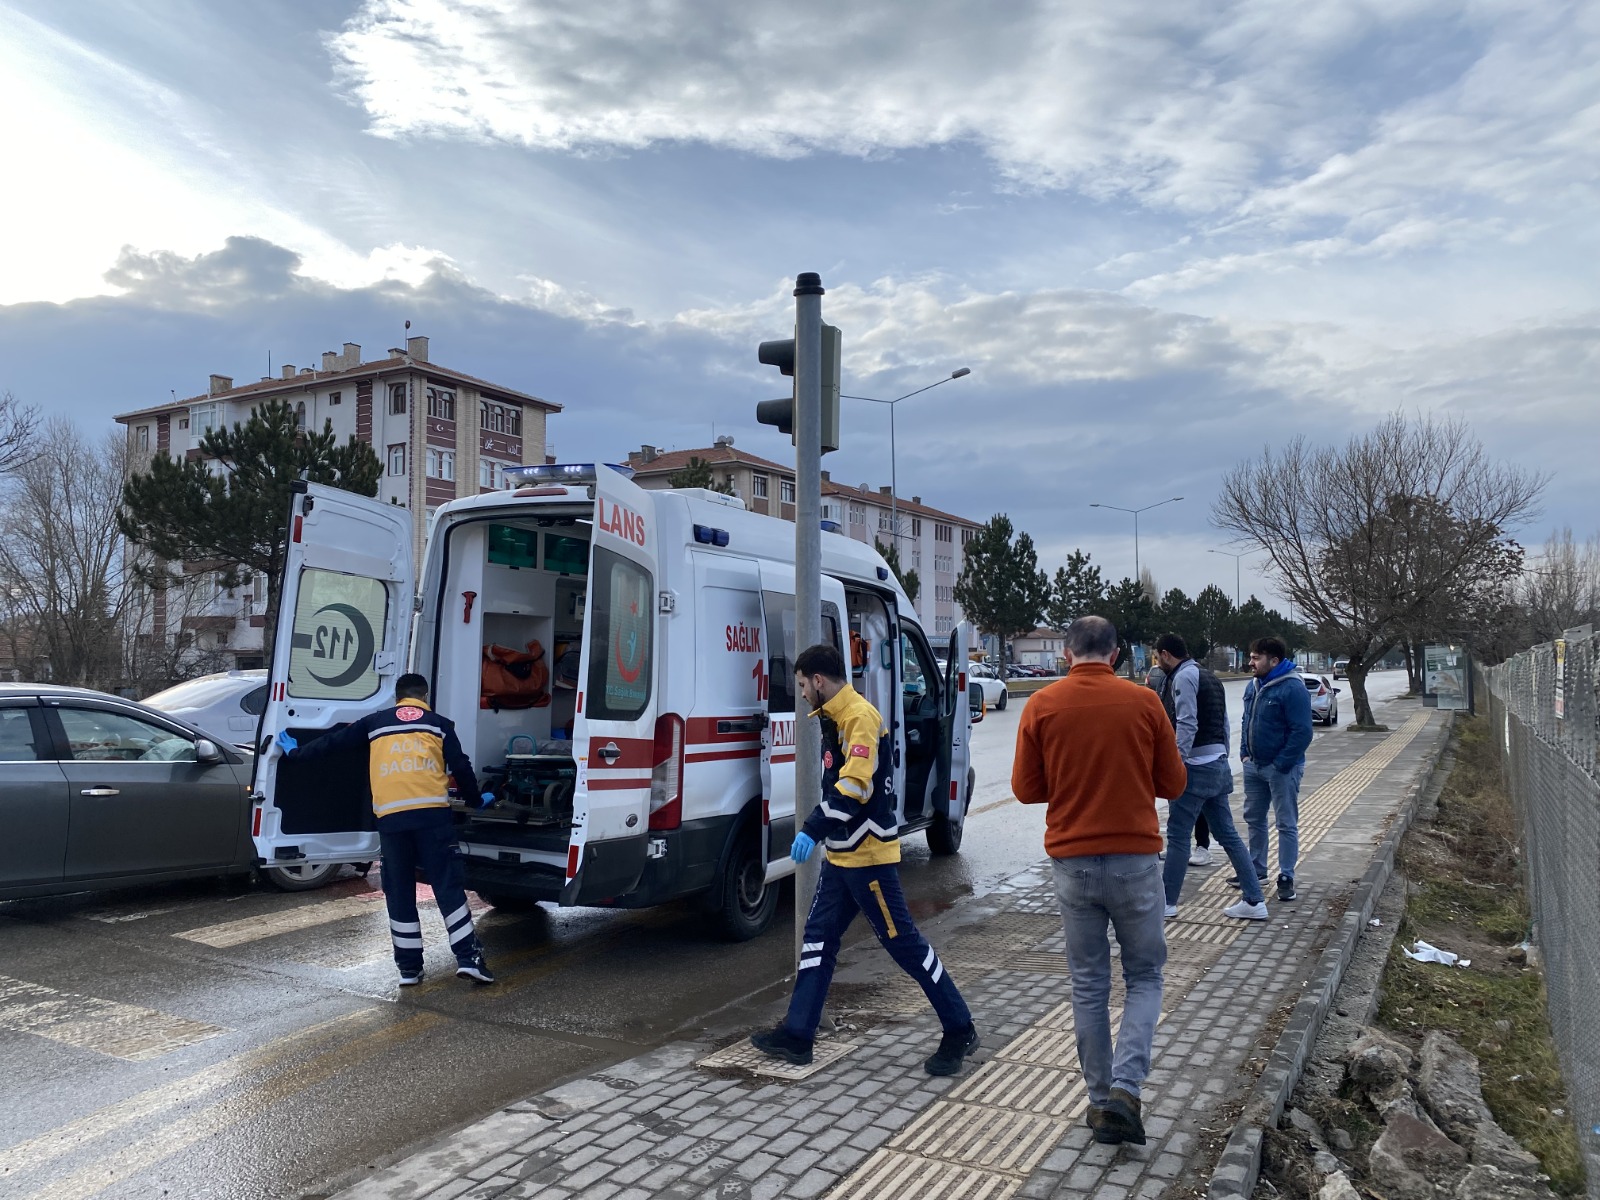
[275,673,495,986]
[751,643,979,1076]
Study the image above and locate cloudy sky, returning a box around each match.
[2,0,1596,605]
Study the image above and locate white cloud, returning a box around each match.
[330,0,1600,239]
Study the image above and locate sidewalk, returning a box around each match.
[333,701,1449,1200]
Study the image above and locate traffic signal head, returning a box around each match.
[755,326,840,453]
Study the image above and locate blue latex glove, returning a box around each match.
[790,832,816,864]
[275,730,298,755]
[479,791,496,809]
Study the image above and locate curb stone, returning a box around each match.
[1208,712,1456,1200]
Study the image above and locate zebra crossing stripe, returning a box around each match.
[0,974,226,1061]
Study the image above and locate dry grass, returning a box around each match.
[1376,717,1586,1196]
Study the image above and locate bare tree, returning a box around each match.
[0,390,39,477]
[1213,414,1545,726]
[1521,527,1600,643]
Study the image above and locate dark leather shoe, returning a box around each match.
[1101,1087,1147,1145]
[750,1026,813,1066]
[1087,1102,1119,1143]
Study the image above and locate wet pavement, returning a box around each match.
[0,670,1411,1199]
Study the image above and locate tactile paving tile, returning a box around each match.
[890,1101,1070,1174]
[695,1036,857,1080]
[947,1058,1088,1117]
[831,1150,1021,1199]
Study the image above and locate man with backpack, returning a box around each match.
[1153,635,1267,921]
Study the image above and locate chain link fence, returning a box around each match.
[1481,632,1600,1196]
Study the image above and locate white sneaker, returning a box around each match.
[1224,900,1269,921]
[1163,904,1179,919]
[1188,845,1214,867]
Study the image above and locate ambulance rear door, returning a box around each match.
[251,483,414,868]
[939,621,975,834]
[760,567,846,883]
[565,466,661,905]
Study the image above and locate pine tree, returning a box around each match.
[118,398,381,654]
[876,540,921,605]
[953,514,1050,663]
[667,456,734,494]
[1044,549,1106,631]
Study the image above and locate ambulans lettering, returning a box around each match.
[597,498,648,547]
[725,623,762,653]
[768,717,795,749]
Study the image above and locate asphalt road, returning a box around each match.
[0,668,1411,1200]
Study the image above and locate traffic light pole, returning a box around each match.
[792,272,825,974]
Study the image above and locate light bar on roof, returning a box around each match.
[503,463,636,488]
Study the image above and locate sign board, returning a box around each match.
[1423,644,1469,712]
[1553,639,1566,721]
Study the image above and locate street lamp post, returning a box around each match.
[842,368,971,557]
[1088,497,1184,585]
[1207,547,1260,608]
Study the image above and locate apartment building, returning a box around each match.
[624,439,982,637]
[114,336,559,668]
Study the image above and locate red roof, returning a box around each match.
[626,445,793,477]
[115,355,559,422]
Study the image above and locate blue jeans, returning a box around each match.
[378,810,482,971]
[784,861,971,1041]
[1242,760,1304,880]
[1051,854,1165,1103]
[1163,759,1262,906]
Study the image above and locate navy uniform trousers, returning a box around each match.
[783,859,970,1040]
[377,808,483,971]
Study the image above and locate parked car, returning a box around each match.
[0,684,350,899]
[143,670,268,752]
[967,662,1009,710]
[1305,675,1341,725]
[1333,659,1349,679]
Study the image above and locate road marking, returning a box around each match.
[26,1012,442,1200]
[174,894,389,948]
[0,1009,378,1179]
[0,975,226,1062]
[79,906,183,924]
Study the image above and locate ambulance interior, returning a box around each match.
[845,589,942,823]
[432,516,589,842]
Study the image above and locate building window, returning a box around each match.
[821,502,841,522]
[178,417,190,430]
[389,383,408,414]
[935,554,953,574]
[191,404,219,435]
[479,459,501,489]
[387,444,406,476]
[879,513,893,531]
[960,527,973,544]
[294,400,307,430]
[426,448,456,481]
[848,503,865,525]
[780,478,796,504]
[752,473,769,499]
[426,385,456,420]
[480,400,522,436]
[329,391,342,406]
[936,523,953,543]
[912,518,922,537]
[136,426,149,450]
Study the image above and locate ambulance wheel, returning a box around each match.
[928,770,973,856]
[717,833,779,941]
[262,862,341,891]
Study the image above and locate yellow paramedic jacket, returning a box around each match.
[801,684,900,867]
[287,699,480,823]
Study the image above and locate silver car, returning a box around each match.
[1305,675,1341,725]
[143,670,269,752]
[0,684,346,898]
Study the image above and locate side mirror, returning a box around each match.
[1332,687,1342,694]
[195,738,223,764]
[968,682,986,723]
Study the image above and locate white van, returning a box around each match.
[250,464,978,939]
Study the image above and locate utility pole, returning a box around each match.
[792,272,825,972]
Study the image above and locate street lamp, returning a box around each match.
[1088,497,1183,584]
[1207,547,1261,608]
[842,367,971,555]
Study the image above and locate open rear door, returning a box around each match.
[759,569,846,884]
[251,483,413,868]
[565,466,660,905]
[938,621,975,834]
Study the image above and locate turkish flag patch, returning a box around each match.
[849,744,871,759]
[395,706,425,722]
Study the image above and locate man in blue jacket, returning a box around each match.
[1238,637,1314,903]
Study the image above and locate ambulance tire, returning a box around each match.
[927,769,974,857]
[715,825,779,942]
[261,862,342,891]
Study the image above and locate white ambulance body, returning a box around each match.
[251,464,976,938]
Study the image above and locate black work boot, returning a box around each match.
[1101,1087,1146,1145]
[1086,1103,1113,1141]
[750,1025,813,1066]
[925,1023,980,1076]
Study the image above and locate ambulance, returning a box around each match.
[250,463,979,939]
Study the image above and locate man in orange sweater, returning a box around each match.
[1013,615,1187,1147]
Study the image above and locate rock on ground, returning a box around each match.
[1369,1109,1468,1200]
[1346,1027,1415,1108]
[1453,1163,1559,1199]
[1417,1031,1488,1143]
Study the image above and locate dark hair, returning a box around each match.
[1155,633,1188,659]
[1250,636,1289,663]
[1065,615,1119,658]
[395,673,430,701]
[794,643,846,682]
